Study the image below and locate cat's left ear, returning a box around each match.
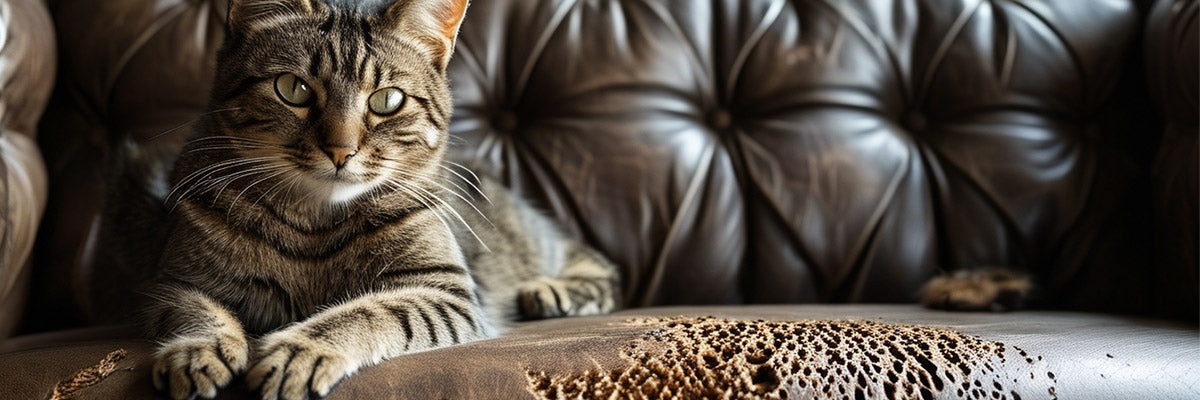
[382,0,470,71]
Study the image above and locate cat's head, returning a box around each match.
[190,0,469,205]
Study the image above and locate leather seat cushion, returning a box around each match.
[2,305,1195,399]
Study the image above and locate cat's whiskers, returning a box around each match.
[171,157,269,191]
[185,135,283,147]
[178,159,287,209]
[180,159,282,197]
[230,167,294,211]
[169,137,291,206]
[380,179,456,243]
[439,163,491,204]
[382,166,495,230]
[382,175,492,252]
[442,161,492,203]
[284,170,328,208]
[380,179,449,231]
[184,146,271,155]
[277,171,307,205]
[253,170,304,209]
[167,156,280,209]
[205,162,293,207]
[378,157,491,205]
[149,108,243,141]
[183,136,288,157]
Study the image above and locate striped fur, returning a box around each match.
[145,1,619,399]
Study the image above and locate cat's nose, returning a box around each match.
[322,146,357,169]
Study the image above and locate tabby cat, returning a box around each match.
[145,1,619,399]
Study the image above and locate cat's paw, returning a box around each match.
[153,333,249,400]
[518,277,614,319]
[247,330,353,400]
[920,268,1033,312]
[517,277,576,319]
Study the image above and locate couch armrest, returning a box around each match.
[0,0,55,337]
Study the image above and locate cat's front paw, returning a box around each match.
[247,330,353,400]
[517,278,575,319]
[153,333,249,400]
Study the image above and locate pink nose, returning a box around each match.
[322,146,357,169]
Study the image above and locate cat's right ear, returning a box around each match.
[380,0,470,71]
[226,0,324,36]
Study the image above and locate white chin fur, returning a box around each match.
[328,180,378,204]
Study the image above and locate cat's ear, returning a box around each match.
[227,0,325,36]
[382,0,470,70]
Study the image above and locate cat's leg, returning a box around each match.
[919,268,1033,312]
[518,242,620,319]
[246,286,489,400]
[147,285,251,400]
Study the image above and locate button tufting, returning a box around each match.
[494,112,519,133]
[903,111,927,132]
[708,109,733,131]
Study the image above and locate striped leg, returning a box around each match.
[518,244,619,319]
[246,286,488,400]
[149,287,250,400]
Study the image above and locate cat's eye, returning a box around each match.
[274,73,314,107]
[368,88,406,116]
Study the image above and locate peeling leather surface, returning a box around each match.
[526,316,1057,400]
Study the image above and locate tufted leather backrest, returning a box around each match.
[30,0,1169,329]
[1146,0,1198,321]
[443,0,1153,309]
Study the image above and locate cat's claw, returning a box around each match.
[248,331,351,400]
[517,278,574,319]
[153,333,249,400]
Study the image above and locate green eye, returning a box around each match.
[368,87,406,116]
[274,73,313,106]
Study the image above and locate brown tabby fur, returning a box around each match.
[142,1,618,399]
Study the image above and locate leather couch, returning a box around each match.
[4,0,1197,398]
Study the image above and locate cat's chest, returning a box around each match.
[205,237,378,333]
[186,214,396,332]
[172,199,440,333]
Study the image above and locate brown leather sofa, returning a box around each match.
[3,0,1197,398]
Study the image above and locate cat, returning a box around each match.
[143,1,619,399]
